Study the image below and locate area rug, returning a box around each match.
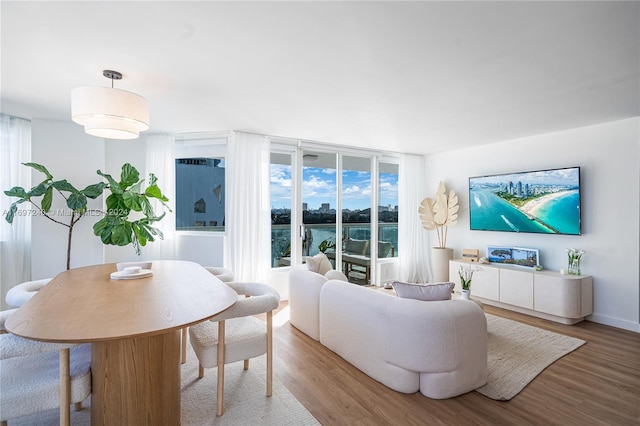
[476,313,586,401]
[9,345,319,426]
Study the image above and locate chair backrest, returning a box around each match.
[344,238,369,255]
[208,282,280,322]
[6,279,51,308]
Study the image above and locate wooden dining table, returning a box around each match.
[5,260,238,425]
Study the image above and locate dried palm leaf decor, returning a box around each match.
[418,181,459,248]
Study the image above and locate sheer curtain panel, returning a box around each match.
[0,115,32,309]
[144,134,176,260]
[225,132,271,282]
[398,153,431,283]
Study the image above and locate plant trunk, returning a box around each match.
[66,213,75,270]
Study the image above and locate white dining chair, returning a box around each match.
[189,282,280,416]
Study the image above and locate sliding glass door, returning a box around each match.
[341,155,372,283]
[301,151,337,262]
[270,144,399,286]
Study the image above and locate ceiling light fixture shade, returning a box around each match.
[71,70,149,140]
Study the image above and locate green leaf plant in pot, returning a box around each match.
[4,162,170,271]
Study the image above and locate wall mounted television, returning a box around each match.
[469,166,581,235]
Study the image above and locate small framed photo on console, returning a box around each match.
[487,246,539,268]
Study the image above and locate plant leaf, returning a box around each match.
[27,182,49,198]
[23,163,53,180]
[105,193,129,216]
[81,182,107,199]
[66,192,87,211]
[97,170,123,194]
[120,163,140,189]
[123,191,143,212]
[5,202,19,223]
[144,184,168,201]
[52,180,77,193]
[111,222,133,246]
[4,186,28,198]
[42,186,54,212]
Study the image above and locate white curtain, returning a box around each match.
[398,153,431,283]
[144,134,176,260]
[225,131,271,282]
[0,115,32,308]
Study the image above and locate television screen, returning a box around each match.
[469,167,581,235]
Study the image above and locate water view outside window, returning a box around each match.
[175,158,225,231]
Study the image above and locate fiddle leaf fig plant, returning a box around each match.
[94,163,170,255]
[4,162,170,271]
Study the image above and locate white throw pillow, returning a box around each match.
[307,252,333,275]
[392,281,454,301]
[324,269,348,282]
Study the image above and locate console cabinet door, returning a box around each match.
[468,266,499,300]
[534,274,583,318]
[499,269,534,309]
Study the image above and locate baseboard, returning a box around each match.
[586,313,640,333]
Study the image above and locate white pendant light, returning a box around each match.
[71,70,149,140]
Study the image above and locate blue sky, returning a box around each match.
[270,165,398,211]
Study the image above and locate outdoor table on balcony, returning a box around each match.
[6,260,238,425]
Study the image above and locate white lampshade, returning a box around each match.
[71,86,150,140]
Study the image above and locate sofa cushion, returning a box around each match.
[324,269,348,281]
[307,252,333,275]
[344,239,369,255]
[392,281,454,301]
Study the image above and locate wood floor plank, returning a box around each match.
[271,303,640,425]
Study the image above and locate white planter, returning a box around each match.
[431,247,453,283]
[461,289,470,300]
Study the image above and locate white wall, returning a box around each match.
[31,119,105,278]
[425,118,639,332]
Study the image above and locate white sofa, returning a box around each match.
[288,264,488,399]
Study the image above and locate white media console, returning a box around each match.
[449,259,593,324]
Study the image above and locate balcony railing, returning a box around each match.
[271,222,398,268]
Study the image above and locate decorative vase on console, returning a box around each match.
[458,263,483,300]
[566,248,584,275]
[419,181,459,282]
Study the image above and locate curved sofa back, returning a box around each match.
[319,279,487,397]
[288,264,327,340]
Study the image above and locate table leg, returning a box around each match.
[91,330,181,425]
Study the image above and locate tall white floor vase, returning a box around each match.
[431,247,453,282]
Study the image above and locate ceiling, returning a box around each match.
[1,1,638,155]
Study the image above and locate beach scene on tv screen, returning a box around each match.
[469,167,581,235]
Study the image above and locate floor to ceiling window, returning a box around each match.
[270,143,399,286]
[270,151,294,267]
[378,162,399,258]
[340,155,372,283]
[301,150,337,261]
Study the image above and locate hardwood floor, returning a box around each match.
[268,303,640,425]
